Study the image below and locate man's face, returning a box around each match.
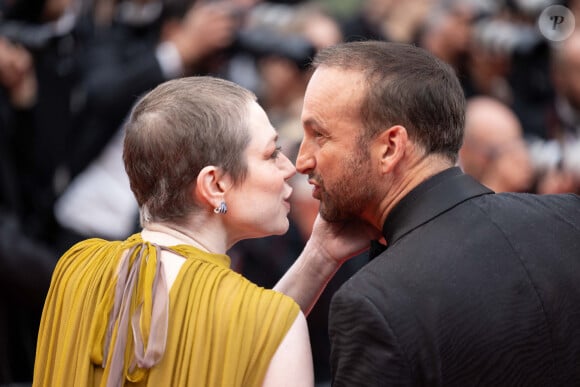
[296,67,377,222]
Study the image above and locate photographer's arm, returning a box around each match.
[274,215,378,315]
[163,3,239,70]
[0,37,36,108]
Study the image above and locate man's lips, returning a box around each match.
[308,179,322,200]
[312,186,322,200]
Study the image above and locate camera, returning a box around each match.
[228,26,316,70]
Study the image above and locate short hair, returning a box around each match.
[312,41,465,162]
[123,76,255,223]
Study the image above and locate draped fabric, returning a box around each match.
[33,233,299,386]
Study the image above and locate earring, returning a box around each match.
[213,201,228,214]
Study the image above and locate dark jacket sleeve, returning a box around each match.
[329,285,413,387]
[0,212,57,305]
[68,25,166,177]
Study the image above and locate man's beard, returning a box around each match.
[317,149,375,222]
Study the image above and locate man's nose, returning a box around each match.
[296,141,315,174]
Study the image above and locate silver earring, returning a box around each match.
[213,201,227,214]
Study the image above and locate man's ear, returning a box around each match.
[374,125,408,174]
[195,166,232,209]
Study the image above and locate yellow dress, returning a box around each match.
[33,233,299,386]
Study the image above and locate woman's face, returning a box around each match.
[225,101,296,242]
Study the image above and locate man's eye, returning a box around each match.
[313,129,328,139]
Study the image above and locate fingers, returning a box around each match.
[177,2,241,63]
[0,37,34,89]
[0,37,37,107]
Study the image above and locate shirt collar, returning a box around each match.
[370,167,493,259]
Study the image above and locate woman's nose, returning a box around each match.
[281,153,297,180]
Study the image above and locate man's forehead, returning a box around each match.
[305,67,366,105]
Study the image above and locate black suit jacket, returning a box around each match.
[329,167,580,386]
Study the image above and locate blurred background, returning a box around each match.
[1,0,579,385]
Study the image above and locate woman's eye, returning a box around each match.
[270,146,282,159]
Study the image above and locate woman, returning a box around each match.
[33,76,328,386]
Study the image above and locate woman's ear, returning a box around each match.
[195,166,232,209]
[374,125,408,174]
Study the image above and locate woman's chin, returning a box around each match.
[266,218,291,237]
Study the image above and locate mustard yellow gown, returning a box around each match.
[33,233,299,386]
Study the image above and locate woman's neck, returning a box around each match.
[142,222,223,254]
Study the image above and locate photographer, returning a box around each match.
[0,0,84,244]
[464,0,555,139]
[0,0,83,383]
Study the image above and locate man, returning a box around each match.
[459,96,534,193]
[296,41,580,386]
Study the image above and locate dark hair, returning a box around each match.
[312,41,465,162]
[123,76,255,223]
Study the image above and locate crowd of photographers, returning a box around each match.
[1,0,579,385]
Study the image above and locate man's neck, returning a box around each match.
[377,154,453,229]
